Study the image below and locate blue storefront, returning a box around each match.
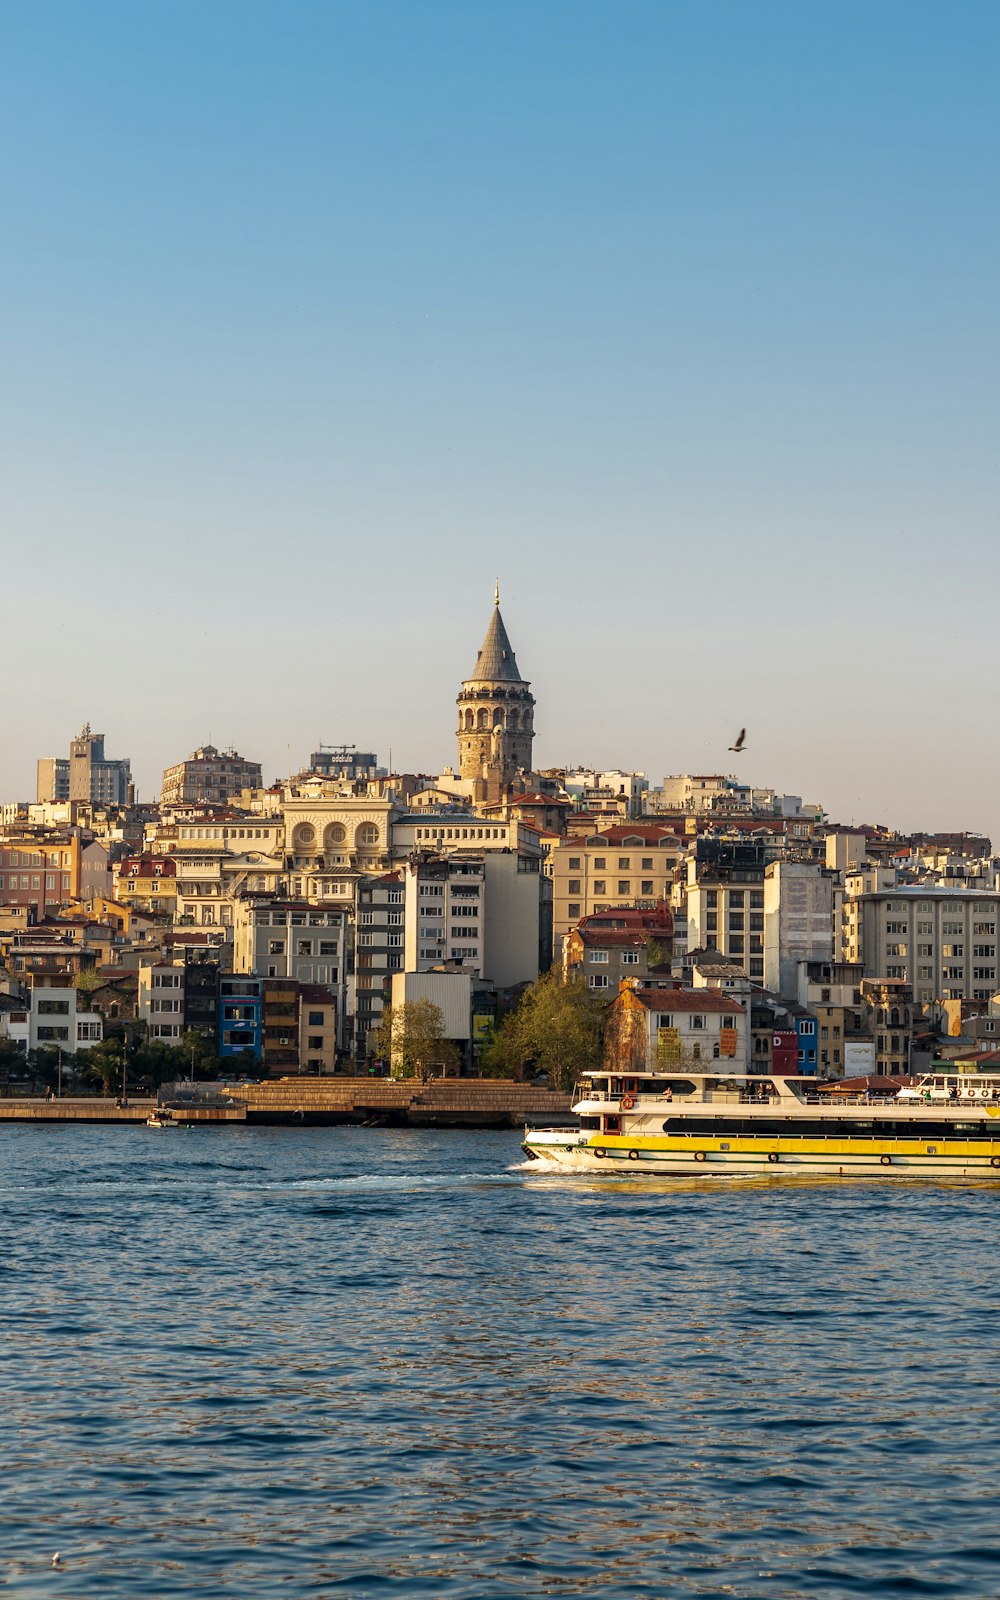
[218,976,263,1062]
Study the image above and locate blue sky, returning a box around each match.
[2,2,998,835]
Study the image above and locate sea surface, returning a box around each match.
[2,1126,1000,1599]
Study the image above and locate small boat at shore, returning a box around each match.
[146,1112,176,1128]
[522,1067,1000,1179]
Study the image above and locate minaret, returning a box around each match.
[457,586,535,783]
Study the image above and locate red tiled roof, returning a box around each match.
[577,930,650,948]
[630,987,744,1015]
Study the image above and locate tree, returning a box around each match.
[477,972,604,1090]
[374,1000,461,1079]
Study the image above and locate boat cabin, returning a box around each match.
[574,1070,814,1135]
[897,1070,1000,1104]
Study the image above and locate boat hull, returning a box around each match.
[522,1127,1000,1179]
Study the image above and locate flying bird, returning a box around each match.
[729,728,747,753]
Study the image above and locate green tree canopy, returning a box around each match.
[374,999,461,1079]
[477,972,604,1090]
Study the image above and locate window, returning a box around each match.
[973,967,995,981]
[307,1036,324,1050]
[750,891,763,908]
[617,881,630,895]
[639,880,652,895]
[589,950,609,964]
[749,913,764,932]
[729,936,744,955]
[942,944,963,959]
[729,890,744,906]
[622,951,639,965]
[589,974,609,990]
[706,913,717,931]
[568,858,581,870]
[297,940,313,956]
[886,943,907,957]
[593,881,606,895]
[690,1015,706,1030]
[37,1000,69,1015]
[319,941,338,955]
[799,1020,816,1035]
[269,940,285,956]
[886,921,907,934]
[618,858,630,870]
[917,944,933,957]
[706,890,717,907]
[37,1026,69,1041]
[728,913,744,931]
[568,879,581,894]
[593,858,606,870]
[307,1011,325,1026]
[568,903,580,919]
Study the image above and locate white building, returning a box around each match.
[763,861,836,1001]
[11,986,104,1054]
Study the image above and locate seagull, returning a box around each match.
[729,728,747,753]
[52,1553,62,1567]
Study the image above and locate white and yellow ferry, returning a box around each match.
[522,1067,1000,1179]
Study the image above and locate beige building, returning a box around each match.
[161,746,262,807]
[855,886,1000,1004]
[550,825,684,950]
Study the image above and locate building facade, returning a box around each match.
[161,746,263,807]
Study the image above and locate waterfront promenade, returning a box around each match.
[0,1080,571,1127]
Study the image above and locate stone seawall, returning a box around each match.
[230,1077,574,1128]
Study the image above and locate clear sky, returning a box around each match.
[2,2,998,837]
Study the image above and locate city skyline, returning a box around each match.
[3,3,998,837]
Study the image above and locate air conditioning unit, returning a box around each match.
[279,1037,290,1045]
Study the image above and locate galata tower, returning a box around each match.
[456,584,535,783]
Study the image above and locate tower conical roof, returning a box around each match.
[467,600,525,684]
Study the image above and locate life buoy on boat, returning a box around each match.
[880,1155,892,1166]
[694,1150,707,1162]
[621,1095,635,1110]
[767,1152,779,1164]
[594,1148,607,1159]
[990,1156,1000,1169]
[628,1149,639,1161]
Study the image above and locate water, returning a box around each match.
[2,1126,1000,1599]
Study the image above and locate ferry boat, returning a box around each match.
[522,1067,1000,1179]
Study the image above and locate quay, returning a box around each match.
[228,1076,573,1127]
[0,1097,246,1124]
[0,1081,570,1128]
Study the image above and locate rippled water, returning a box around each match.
[2,1126,1000,1598]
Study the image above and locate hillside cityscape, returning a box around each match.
[2,589,995,1088]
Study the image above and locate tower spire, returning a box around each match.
[494,577,500,607]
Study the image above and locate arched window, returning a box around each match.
[477,709,490,730]
[356,822,379,849]
[293,823,316,850]
[324,823,346,848]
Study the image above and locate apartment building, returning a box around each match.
[550,825,684,950]
[355,873,404,1054]
[855,887,1000,1003]
[685,841,769,982]
[161,745,263,807]
[0,834,80,915]
[6,986,103,1055]
[763,860,836,1000]
[564,905,673,995]
[604,983,746,1074]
